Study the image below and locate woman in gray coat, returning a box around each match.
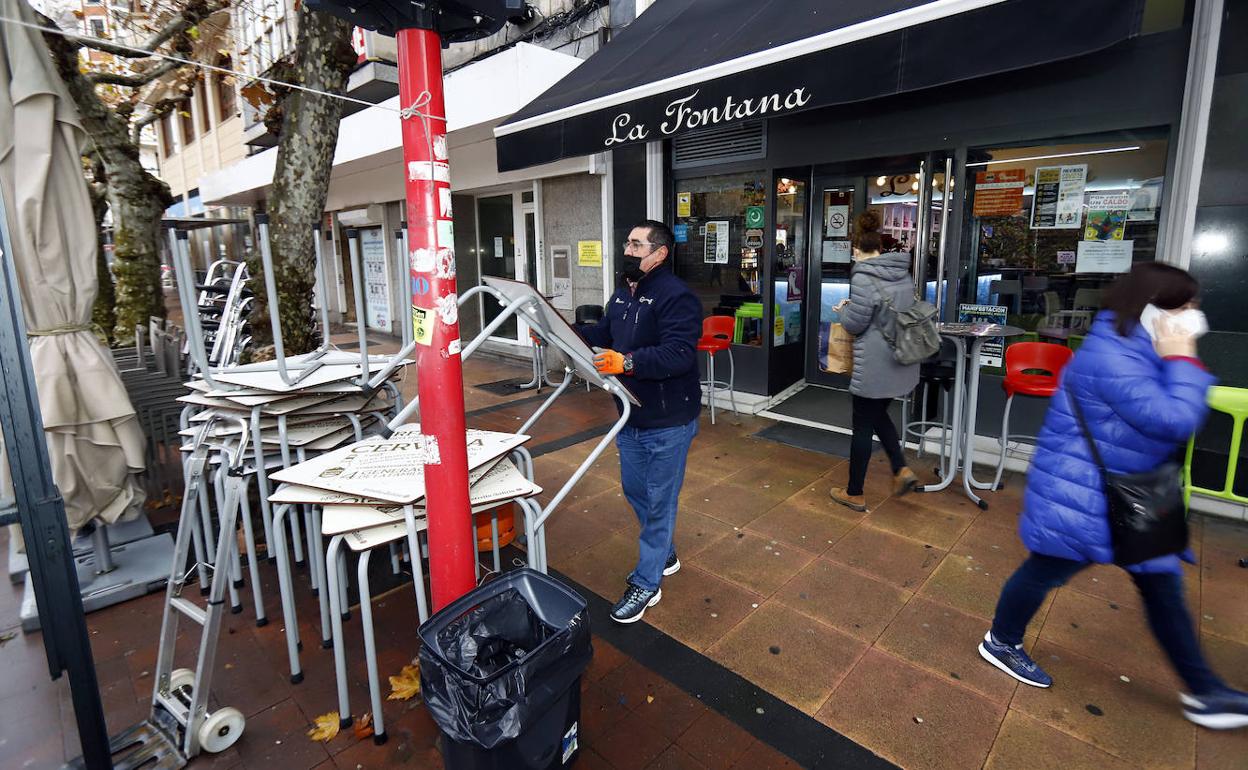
[829,211,921,511]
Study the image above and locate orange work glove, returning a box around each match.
[592,349,626,375]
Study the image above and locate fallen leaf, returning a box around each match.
[353,712,374,740]
[387,664,421,701]
[307,712,340,742]
[646,695,654,704]
[0,631,16,647]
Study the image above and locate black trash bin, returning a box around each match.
[418,568,593,769]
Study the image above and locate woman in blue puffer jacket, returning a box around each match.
[977,263,1248,730]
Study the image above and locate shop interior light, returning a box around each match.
[1193,232,1230,254]
[876,175,888,186]
[967,145,1141,167]
[911,180,919,191]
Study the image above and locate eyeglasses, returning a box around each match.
[623,240,656,250]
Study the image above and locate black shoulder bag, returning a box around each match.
[1067,390,1188,566]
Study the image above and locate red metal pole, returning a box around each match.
[396,27,475,610]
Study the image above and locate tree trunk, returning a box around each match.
[248,8,356,356]
[44,33,171,345]
[87,178,117,344]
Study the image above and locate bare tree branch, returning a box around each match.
[88,57,183,87]
[130,98,179,146]
[69,0,229,58]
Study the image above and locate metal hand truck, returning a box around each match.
[81,418,250,767]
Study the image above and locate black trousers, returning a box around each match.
[847,395,907,496]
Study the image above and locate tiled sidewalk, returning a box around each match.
[538,407,1248,769]
[1,348,1245,768]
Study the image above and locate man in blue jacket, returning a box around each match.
[577,220,702,623]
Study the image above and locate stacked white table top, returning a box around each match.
[266,424,541,551]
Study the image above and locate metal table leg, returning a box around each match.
[270,503,303,683]
[326,535,352,729]
[356,550,387,745]
[923,337,967,493]
[961,338,991,509]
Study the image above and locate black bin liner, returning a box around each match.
[418,569,592,750]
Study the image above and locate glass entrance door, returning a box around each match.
[805,177,861,388]
[477,193,521,342]
[804,159,953,388]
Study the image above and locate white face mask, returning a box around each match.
[1139,303,1208,341]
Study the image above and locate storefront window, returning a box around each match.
[963,137,1168,343]
[773,175,806,346]
[672,172,767,345]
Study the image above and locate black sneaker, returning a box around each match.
[610,583,661,624]
[663,554,681,576]
[1181,688,1248,730]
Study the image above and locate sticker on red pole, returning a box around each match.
[412,307,433,345]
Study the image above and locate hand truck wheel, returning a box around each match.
[198,706,245,753]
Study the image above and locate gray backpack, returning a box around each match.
[866,276,941,365]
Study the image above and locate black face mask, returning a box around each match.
[620,257,646,283]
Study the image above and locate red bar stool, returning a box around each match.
[992,341,1074,489]
[697,315,738,424]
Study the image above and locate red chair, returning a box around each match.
[992,342,1074,489]
[697,315,738,424]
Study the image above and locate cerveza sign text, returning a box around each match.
[604,87,812,146]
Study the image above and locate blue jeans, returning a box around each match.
[992,552,1224,695]
[617,418,699,592]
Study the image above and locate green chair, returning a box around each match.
[1184,386,1248,507]
[733,303,763,344]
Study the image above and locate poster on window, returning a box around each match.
[704,220,729,264]
[972,168,1026,217]
[359,228,390,331]
[1083,193,1131,241]
[787,263,804,302]
[1076,240,1133,274]
[957,304,1009,367]
[825,205,849,237]
[1031,164,1087,229]
[1128,180,1162,221]
[822,240,852,264]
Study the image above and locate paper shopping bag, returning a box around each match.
[824,323,854,374]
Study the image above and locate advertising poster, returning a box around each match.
[677,192,692,217]
[1076,240,1134,274]
[1084,193,1131,241]
[957,304,1009,367]
[787,263,804,302]
[1031,164,1087,229]
[825,205,849,237]
[576,240,602,267]
[704,220,729,264]
[972,168,1026,217]
[822,240,852,264]
[359,228,390,331]
[673,224,688,243]
[1128,181,1161,221]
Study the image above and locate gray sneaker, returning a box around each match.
[610,583,661,624]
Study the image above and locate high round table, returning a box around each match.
[921,323,1025,509]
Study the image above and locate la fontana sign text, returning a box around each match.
[604,86,812,146]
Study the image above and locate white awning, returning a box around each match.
[201,41,586,206]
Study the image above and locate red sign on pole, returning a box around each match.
[396,28,476,610]
[973,168,1027,217]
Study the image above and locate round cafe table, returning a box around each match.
[921,323,1025,509]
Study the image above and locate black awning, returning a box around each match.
[495,0,1146,172]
